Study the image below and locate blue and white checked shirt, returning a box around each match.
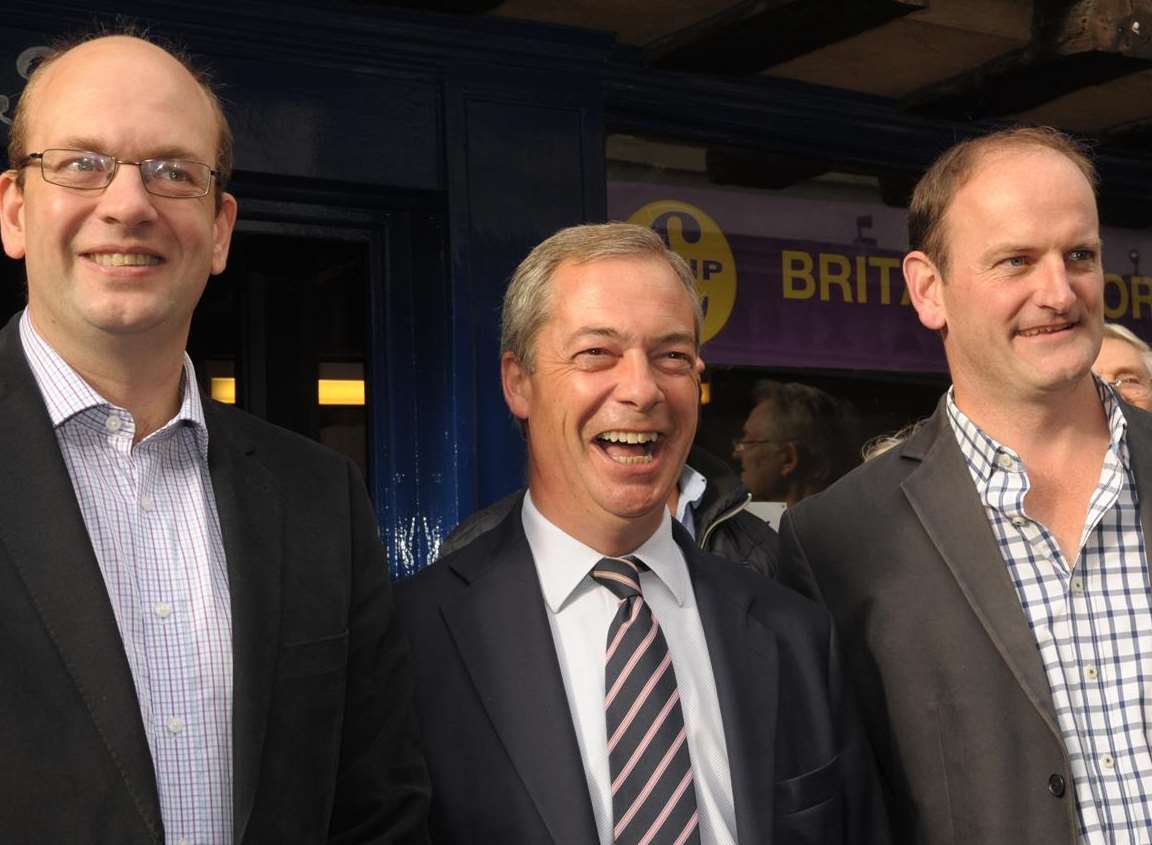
[948,384,1152,845]
[20,310,233,845]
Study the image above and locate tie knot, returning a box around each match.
[590,556,645,600]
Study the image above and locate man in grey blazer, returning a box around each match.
[780,126,1152,844]
[0,32,428,842]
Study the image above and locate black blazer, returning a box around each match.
[779,398,1152,843]
[0,315,429,843]
[397,500,890,844]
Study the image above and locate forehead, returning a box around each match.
[941,147,1098,253]
[545,254,696,333]
[25,37,217,155]
[1097,337,1149,373]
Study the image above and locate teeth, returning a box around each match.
[1019,324,1069,337]
[89,253,161,267]
[597,431,660,444]
[610,454,654,465]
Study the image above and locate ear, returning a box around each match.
[0,171,27,260]
[779,441,799,478]
[501,351,532,420]
[904,250,947,331]
[210,191,239,276]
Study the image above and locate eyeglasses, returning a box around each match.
[18,148,217,198]
[1103,374,1152,402]
[732,438,782,452]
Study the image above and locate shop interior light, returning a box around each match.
[211,377,236,405]
[209,377,366,406]
[318,379,366,406]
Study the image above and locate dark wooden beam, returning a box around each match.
[706,146,829,189]
[646,0,925,76]
[905,0,1152,119]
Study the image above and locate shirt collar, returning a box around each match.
[673,463,708,525]
[945,379,1129,485]
[522,490,691,614]
[19,308,210,457]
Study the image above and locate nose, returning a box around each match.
[95,163,158,228]
[614,350,663,411]
[1034,255,1076,312]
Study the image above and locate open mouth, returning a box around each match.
[1017,321,1075,338]
[594,430,661,465]
[85,252,163,267]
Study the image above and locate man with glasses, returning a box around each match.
[0,32,428,843]
[1094,322,1152,411]
[780,126,1152,844]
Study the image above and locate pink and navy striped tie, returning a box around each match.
[591,556,701,845]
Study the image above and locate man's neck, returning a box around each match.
[951,374,1109,463]
[28,311,186,442]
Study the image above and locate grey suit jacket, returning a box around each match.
[398,499,891,844]
[0,315,429,843]
[779,396,1152,843]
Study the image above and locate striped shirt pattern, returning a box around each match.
[20,311,234,845]
[948,385,1152,844]
[592,555,700,845]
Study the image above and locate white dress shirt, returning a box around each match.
[522,492,737,845]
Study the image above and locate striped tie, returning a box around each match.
[591,556,700,845]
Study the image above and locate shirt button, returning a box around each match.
[166,716,185,735]
[996,453,1014,470]
[139,495,155,513]
[1085,665,1098,680]
[1048,773,1066,797]
[105,415,122,433]
[1102,754,1115,769]
[153,601,173,619]
[1071,577,1085,593]
[1011,516,1026,528]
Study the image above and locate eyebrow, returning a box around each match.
[569,327,696,345]
[51,138,204,161]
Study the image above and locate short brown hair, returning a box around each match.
[908,126,1097,275]
[7,25,233,206]
[501,222,703,369]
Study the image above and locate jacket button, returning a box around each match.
[1048,774,1066,797]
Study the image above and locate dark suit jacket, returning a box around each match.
[778,398,1152,843]
[397,500,890,844]
[0,316,429,843]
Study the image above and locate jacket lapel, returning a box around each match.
[201,403,283,845]
[683,530,779,844]
[0,318,162,838]
[1122,406,1152,575]
[900,404,1060,737]
[440,516,599,845]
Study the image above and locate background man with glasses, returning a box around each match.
[781,126,1152,844]
[0,32,428,843]
[1094,322,1152,412]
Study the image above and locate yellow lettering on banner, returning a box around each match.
[856,256,868,303]
[869,256,901,305]
[1104,274,1129,319]
[1133,276,1152,319]
[819,253,853,303]
[782,250,816,299]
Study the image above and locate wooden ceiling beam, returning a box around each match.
[646,0,925,75]
[905,0,1152,119]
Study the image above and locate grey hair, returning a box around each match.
[500,222,703,369]
[1102,321,1152,376]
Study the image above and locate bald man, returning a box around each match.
[0,32,428,843]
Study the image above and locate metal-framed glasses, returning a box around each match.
[19,148,217,198]
[1104,374,1152,402]
[732,438,782,452]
